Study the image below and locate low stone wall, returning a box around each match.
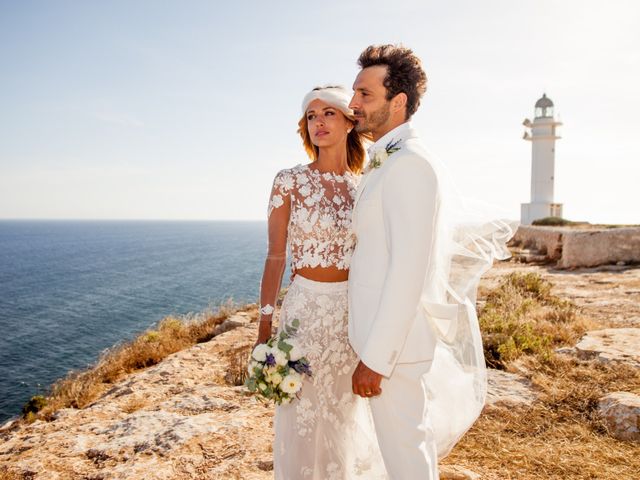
[560,228,640,268]
[512,226,640,268]
[511,226,565,260]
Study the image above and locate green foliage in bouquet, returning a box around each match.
[245,319,312,405]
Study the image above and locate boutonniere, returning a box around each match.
[365,138,402,173]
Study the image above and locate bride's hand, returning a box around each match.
[253,333,270,350]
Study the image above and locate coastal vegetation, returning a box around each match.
[479,272,593,368]
[446,272,640,478]
[7,270,640,479]
[20,303,242,422]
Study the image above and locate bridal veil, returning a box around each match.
[419,152,518,458]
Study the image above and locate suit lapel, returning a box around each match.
[353,169,374,209]
[353,128,420,210]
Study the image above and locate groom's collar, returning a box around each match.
[367,122,414,156]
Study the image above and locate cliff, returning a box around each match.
[1,263,639,479]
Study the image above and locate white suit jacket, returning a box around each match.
[348,123,440,377]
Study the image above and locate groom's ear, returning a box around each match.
[391,92,408,115]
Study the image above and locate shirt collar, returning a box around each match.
[367,122,412,156]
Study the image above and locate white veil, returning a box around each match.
[419,152,518,458]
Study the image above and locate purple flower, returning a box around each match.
[291,360,312,376]
[265,353,276,367]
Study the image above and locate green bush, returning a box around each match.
[532,216,573,226]
[21,395,47,417]
[480,273,581,368]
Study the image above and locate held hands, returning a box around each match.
[352,360,383,398]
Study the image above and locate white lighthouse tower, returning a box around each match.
[521,94,563,225]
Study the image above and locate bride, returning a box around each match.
[255,85,387,479]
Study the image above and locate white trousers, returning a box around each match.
[368,361,438,480]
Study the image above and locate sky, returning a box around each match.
[1,0,639,224]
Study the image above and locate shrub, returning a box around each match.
[479,272,590,368]
[21,395,47,418]
[532,216,573,226]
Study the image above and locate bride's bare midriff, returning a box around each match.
[294,266,349,282]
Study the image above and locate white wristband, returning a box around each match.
[260,304,275,315]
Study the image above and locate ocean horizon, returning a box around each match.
[0,219,281,423]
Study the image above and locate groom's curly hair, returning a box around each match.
[357,44,427,120]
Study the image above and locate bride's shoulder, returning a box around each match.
[271,163,309,190]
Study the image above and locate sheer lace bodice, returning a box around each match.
[269,164,358,270]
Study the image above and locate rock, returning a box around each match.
[486,369,536,407]
[598,392,640,441]
[575,328,640,367]
[440,464,482,479]
[0,320,274,479]
[256,459,273,471]
[555,346,577,355]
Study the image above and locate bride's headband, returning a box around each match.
[301,85,354,119]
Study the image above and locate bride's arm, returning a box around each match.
[255,171,291,345]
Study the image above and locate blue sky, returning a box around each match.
[1,0,639,223]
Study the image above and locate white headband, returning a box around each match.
[301,85,354,119]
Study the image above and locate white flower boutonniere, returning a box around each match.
[365,138,402,173]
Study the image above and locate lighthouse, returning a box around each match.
[521,94,563,225]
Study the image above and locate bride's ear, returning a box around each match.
[347,120,355,134]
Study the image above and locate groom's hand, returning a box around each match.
[352,360,383,398]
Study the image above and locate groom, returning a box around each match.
[348,44,440,478]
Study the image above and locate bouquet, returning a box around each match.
[245,319,312,405]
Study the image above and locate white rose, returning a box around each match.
[251,343,270,362]
[270,347,288,367]
[373,149,389,164]
[269,372,283,386]
[258,382,268,391]
[280,372,303,394]
[284,339,303,362]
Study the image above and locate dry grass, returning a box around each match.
[479,272,597,368]
[0,467,22,480]
[443,272,640,479]
[27,303,243,422]
[446,355,640,479]
[120,395,149,414]
[224,345,253,387]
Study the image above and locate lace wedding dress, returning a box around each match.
[260,164,387,479]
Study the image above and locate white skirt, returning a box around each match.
[273,275,387,480]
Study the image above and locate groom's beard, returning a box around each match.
[354,102,391,134]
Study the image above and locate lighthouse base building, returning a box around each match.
[521,202,563,226]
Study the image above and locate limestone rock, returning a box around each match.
[486,369,536,407]
[0,320,274,480]
[575,328,640,367]
[440,464,481,479]
[598,391,640,441]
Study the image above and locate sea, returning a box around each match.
[0,220,280,423]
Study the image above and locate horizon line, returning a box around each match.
[0,218,267,222]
